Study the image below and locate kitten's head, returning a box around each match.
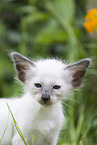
[11,52,91,105]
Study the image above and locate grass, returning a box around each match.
[0,112,9,143]
[0,96,96,145]
[58,93,97,145]
[6,102,28,145]
[0,102,35,145]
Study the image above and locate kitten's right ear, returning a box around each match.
[11,52,35,83]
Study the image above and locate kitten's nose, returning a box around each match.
[41,92,50,102]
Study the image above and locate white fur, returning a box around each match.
[0,56,90,145]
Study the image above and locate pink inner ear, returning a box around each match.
[72,69,86,87]
[16,63,29,72]
[11,52,35,83]
[15,63,30,83]
[66,59,91,88]
[16,64,28,83]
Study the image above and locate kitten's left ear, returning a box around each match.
[66,58,91,88]
[11,52,35,83]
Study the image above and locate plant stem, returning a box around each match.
[42,0,78,59]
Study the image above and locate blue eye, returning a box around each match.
[53,85,61,90]
[35,83,42,88]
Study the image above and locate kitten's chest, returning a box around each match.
[32,129,51,145]
[32,109,57,132]
[30,110,57,145]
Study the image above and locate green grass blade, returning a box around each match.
[6,102,27,145]
[31,133,34,145]
[0,112,9,143]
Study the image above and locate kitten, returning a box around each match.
[0,52,91,145]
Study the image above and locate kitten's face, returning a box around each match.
[29,79,62,105]
[27,70,71,105]
[11,52,91,106]
[26,59,71,105]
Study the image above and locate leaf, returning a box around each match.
[22,12,49,26]
[35,19,67,44]
[17,5,37,14]
[54,0,75,22]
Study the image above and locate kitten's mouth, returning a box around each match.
[39,99,53,106]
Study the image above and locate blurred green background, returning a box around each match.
[0,0,97,144]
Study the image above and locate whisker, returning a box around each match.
[63,109,70,119]
[61,101,74,110]
[62,98,80,103]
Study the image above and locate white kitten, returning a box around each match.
[0,52,91,145]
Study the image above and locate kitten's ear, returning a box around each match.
[11,52,35,83]
[66,58,91,88]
